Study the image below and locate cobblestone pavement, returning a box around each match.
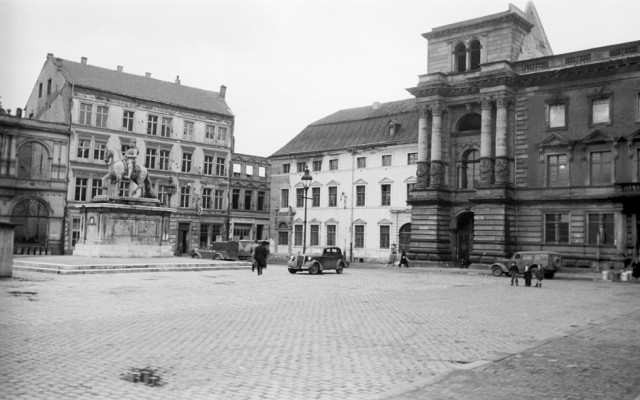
[1,264,639,400]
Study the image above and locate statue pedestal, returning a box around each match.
[73,201,174,258]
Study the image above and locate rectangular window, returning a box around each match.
[217,127,227,142]
[258,166,266,177]
[233,163,241,176]
[407,153,418,165]
[357,157,366,168]
[214,189,224,210]
[182,153,192,173]
[145,148,157,169]
[204,155,214,175]
[312,187,320,207]
[215,158,226,176]
[380,225,390,248]
[281,188,289,208]
[588,213,614,245]
[296,188,304,208]
[38,82,42,98]
[77,139,90,159]
[381,184,391,206]
[407,183,415,201]
[232,188,240,209]
[329,159,338,170]
[297,162,306,173]
[592,98,611,124]
[180,186,190,208]
[47,79,51,94]
[545,213,569,244]
[354,225,364,248]
[244,190,253,210]
[91,178,103,199]
[257,191,265,211]
[71,217,81,247]
[310,225,319,246]
[79,103,92,125]
[161,117,172,137]
[382,155,392,167]
[202,188,212,210]
[547,154,568,187]
[294,225,303,246]
[356,185,365,207]
[158,149,170,171]
[246,165,254,176]
[590,151,611,185]
[326,225,336,246]
[74,177,88,201]
[312,160,322,171]
[205,124,215,140]
[183,121,194,141]
[118,181,130,197]
[122,110,134,131]
[96,106,108,128]
[158,185,170,206]
[548,104,566,128]
[93,142,107,161]
[147,114,158,135]
[279,231,289,246]
[283,163,290,173]
[328,187,337,207]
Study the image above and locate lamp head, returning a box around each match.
[301,167,312,189]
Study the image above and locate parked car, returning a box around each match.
[191,240,254,260]
[287,247,349,275]
[491,251,562,279]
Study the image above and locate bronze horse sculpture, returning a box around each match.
[102,148,155,198]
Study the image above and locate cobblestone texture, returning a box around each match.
[0,265,639,399]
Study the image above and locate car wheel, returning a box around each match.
[544,271,555,279]
[308,263,319,275]
[491,265,504,277]
[288,268,297,274]
[336,262,344,274]
[213,254,222,260]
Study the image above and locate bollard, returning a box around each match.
[602,271,611,281]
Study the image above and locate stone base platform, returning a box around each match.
[12,255,251,275]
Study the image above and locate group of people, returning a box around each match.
[388,244,409,268]
[509,262,544,287]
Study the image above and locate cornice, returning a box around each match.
[423,12,533,41]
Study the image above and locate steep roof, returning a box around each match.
[52,57,233,117]
[270,99,418,158]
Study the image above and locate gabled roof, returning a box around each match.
[270,98,418,158]
[52,57,234,117]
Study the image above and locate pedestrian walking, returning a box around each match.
[535,264,545,288]
[388,244,397,267]
[632,257,640,281]
[250,240,259,273]
[254,240,269,276]
[399,249,409,268]
[509,261,519,286]
[523,265,532,287]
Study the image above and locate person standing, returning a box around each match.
[399,249,409,268]
[509,261,519,286]
[254,241,269,276]
[250,240,259,273]
[632,257,640,281]
[535,264,545,288]
[523,265,532,287]
[388,244,397,267]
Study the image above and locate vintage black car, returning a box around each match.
[287,246,349,275]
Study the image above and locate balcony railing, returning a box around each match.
[615,183,640,194]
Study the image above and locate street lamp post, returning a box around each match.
[301,167,313,254]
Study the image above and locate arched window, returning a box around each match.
[469,39,481,70]
[455,43,467,73]
[18,142,51,180]
[459,150,479,189]
[399,223,411,252]
[457,113,481,132]
[12,198,49,245]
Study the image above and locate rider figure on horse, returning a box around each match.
[124,146,139,181]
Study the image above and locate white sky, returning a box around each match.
[1,0,639,157]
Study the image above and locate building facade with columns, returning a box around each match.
[406,3,640,268]
[24,54,235,255]
[269,100,418,262]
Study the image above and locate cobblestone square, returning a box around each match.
[1,265,639,400]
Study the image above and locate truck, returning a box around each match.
[191,240,255,261]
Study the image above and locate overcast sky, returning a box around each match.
[2,0,639,157]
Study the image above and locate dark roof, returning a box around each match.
[53,58,233,117]
[270,99,418,157]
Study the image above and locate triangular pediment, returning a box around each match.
[354,179,368,185]
[293,218,303,224]
[537,132,571,148]
[353,219,367,225]
[404,176,417,183]
[325,218,339,224]
[378,218,393,225]
[580,129,616,144]
[309,218,321,224]
[326,180,340,186]
[294,180,322,188]
[378,177,394,184]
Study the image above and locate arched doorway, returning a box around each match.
[399,223,411,253]
[454,212,474,267]
[12,198,50,249]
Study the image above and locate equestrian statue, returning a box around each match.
[102,147,156,198]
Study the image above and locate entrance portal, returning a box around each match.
[454,212,474,267]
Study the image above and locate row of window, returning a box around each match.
[77,102,229,143]
[545,149,620,187]
[545,212,613,246]
[282,153,418,174]
[232,162,267,178]
[546,95,631,129]
[277,224,393,249]
[280,183,416,209]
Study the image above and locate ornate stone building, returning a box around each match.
[24,54,235,255]
[407,3,640,268]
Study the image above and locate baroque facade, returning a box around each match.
[407,3,640,268]
[269,100,418,262]
[24,54,235,255]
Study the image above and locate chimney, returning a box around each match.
[47,53,54,58]
[16,108,22,118]
[81,57,87,64]
[145,72,151,78]
[117,65,123,72]
[175,75,181,85]
[373,101,381,110]
[219,85,227,99]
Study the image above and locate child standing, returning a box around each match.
[523,265,532,287]
[509,262,519,286]
[535,265,545,288]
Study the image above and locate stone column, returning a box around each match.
[429,102,445,187]
[416,105,430,189]
[494,95,510,185]
[479,96,494,185]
